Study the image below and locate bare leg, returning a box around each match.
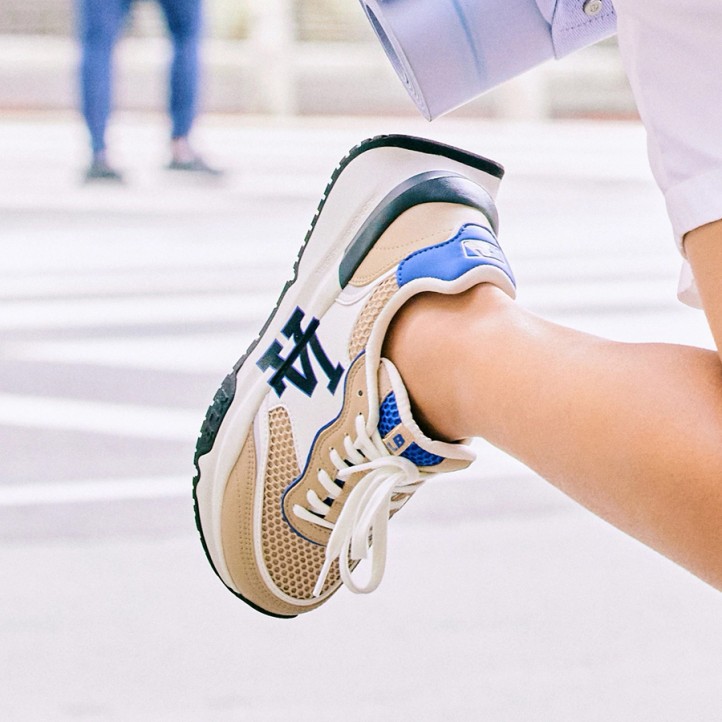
[385,234,722,590]
[686,219,722,359]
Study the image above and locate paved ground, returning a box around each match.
[0,113,720,721]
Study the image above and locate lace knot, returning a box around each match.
[311,441,424,597]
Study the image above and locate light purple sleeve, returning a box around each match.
[360,0,617,119]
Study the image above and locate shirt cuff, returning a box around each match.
[543,0,617,57]
[666,168,722,309]
[666,167,722,249]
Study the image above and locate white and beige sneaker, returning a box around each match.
[193,135,516,617]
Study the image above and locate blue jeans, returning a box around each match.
[78,0,202,153]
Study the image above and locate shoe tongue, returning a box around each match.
[376,359,475,469]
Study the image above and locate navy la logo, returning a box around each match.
[257,307,344,398]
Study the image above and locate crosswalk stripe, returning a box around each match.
[0,476,189,506]
[0,267,281,300]
[6,332,248,374]
[0,292,273,330]
[0,393,200,441]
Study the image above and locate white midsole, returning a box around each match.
[195,141,501,591]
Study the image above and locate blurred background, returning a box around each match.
[0,0,634,118]
[2,3,722,722]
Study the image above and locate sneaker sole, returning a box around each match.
[192,134,503,616]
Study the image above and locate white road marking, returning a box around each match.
[5,332,250,373]
[0,268,280,300]
[0,292,273,330]
[0,393,200,441]
[0,476,188,506]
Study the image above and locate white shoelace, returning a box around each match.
[292,413,426,597]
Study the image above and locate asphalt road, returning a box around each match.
[0,113,720,721]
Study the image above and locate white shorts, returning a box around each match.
[613,0,722,306]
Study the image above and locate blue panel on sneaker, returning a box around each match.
[378,391,402,436]
[396,223,515,288]
[378,392,444,467]
[402,442,445,467]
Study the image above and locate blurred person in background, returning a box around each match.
[77,0,221,182]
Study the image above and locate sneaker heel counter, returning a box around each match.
[396,223,516,292]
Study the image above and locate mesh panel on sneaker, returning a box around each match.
[264,407,340,598]
[378,393,444,467]
[402,442,445,467]
[378,392,402,436]
[348,275,399,360]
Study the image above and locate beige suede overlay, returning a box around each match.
[348,274,399,361]
[221,411,339,616]
[348,202,491,287]
[282,355,372,541]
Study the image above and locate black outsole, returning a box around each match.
[191,134,504,618]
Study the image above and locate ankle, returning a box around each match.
[171,136,195,164]
[383,283,509,441]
